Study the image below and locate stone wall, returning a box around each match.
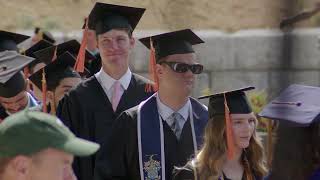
[134,29,320,101]
[19,28,320,101]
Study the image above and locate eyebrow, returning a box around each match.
[232,118,246,121]
[61,85,74,89]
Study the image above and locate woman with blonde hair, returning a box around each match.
[174,87,268,180]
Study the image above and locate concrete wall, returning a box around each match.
[19,28,320,100]
[134,29,320,101]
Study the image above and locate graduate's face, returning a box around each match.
[230,113,256,149]
[0,91,28,114]
[157,53,197,96]
[0,149,75,180]
[51,77,81,108]
[97,29,134,69]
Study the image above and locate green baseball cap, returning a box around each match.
[0,110,99,157]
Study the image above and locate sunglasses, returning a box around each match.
[159,61,204,74]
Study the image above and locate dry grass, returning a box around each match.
[0,0,319,32]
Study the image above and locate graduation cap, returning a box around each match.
[259,84,320,126]
[199,86,255,160]
[34,27,56,44]
[29,51,81,92]
[23,40,53,72]
[139,29,205,92]
[24,40,53,58]
[15,39,53,81]
[0,30,30,52]
[139,29,204,61]
[0,51,35,98]
[199,86,255,117]
[87,2,146,35]
[34,40,96,64]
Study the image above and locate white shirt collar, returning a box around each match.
[95,68,132,91]
[156,93,190,123]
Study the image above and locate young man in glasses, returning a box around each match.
[94,29,208,180]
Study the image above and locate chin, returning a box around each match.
[184,84,193,92]
[180,88,192,97]
[238,143,250,149]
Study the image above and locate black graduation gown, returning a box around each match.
[0,107,9,121]
[94,104,205,180]
[86,53,101,77]
[56,73,154,180]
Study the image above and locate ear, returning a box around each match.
[155,63,164,80]
[10,156,32,178]
[129,37,135,50]
[46,91,54,103]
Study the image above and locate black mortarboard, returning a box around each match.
[0,30,30,52]
[139,29,205,61]
[29,52,81,91]
[24,40,53,58]
[34,27,56,44]
[34,39,95,64]
[23,40,53,71]
[199,86,255,117]
[87,2,145,35]
[0,51,35,98]
[259,84,320,126]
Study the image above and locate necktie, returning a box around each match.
[169,112,184,139]
[111,81,121,112]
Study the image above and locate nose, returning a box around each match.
[183,68,194,77]
[109,39,119,50]
[243,121,254,132]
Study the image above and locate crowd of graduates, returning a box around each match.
[0,2,319,180]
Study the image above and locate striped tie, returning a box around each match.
[169,112,183,139]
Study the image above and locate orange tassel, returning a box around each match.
[224,94,235,160]
[74,17,88,73]
[41,68,47,113]
[145,38,159,92]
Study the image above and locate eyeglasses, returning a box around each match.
[159,61,204,74]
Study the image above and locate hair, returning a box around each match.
[195,114,268,180]
[268,122,320,180]
[96,27,133,39]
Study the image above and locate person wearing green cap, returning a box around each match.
[0,110,99,180]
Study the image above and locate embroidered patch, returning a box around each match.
[143,154,161,180]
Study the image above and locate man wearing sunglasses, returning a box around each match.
[94,29,208,180]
